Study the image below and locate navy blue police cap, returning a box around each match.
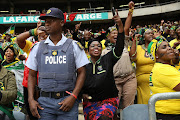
[39,7,64,20]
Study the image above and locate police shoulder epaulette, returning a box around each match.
[75,42,84,50]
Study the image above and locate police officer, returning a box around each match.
[26,7,89,120]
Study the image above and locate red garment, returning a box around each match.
[83,97,119,120]
[22,65,29,88]
[22,65,39,88]
[22,43,38,88]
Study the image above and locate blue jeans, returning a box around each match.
[38,96,78,120]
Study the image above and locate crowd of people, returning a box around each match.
[0,1,180,120]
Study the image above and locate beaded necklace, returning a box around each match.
[141,44,147,51]
[142,44,149,58]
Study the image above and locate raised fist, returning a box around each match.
[129,1,135,9]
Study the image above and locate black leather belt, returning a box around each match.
[40,91,69,99]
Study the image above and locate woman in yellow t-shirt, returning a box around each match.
[148,39,180,120]
[169,27,180,50]
[130,29,155,104]
[169,27,180,71]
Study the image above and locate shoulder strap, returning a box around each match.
[36,40,48,56]
[62,39,73,53]
[36,40,47,69]
[40,40,48,54]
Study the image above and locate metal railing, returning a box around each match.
[70,0,180,14]
[0,0,179,16]
[148,92,180,120]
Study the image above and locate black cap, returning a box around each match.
[39,7,64,20]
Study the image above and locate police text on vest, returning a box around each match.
[45,56,66,64]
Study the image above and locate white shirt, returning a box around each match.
[26,34,89,71]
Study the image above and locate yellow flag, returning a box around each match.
[1,24,15,39]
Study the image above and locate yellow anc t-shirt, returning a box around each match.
[169,38,180,50]
[133,45,155,104]
[149,63,180,114]
[22,40,33,57]
[134,45,155,77]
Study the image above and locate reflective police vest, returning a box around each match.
[36,39,76,92]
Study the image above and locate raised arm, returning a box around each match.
[124,1,134,36]
[113,9,124,57]
[72,22,81,42]
[15,21,43,49]
[16,31,32,49]
[129,34,141,60]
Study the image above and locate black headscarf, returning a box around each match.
[87,39,102,51]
